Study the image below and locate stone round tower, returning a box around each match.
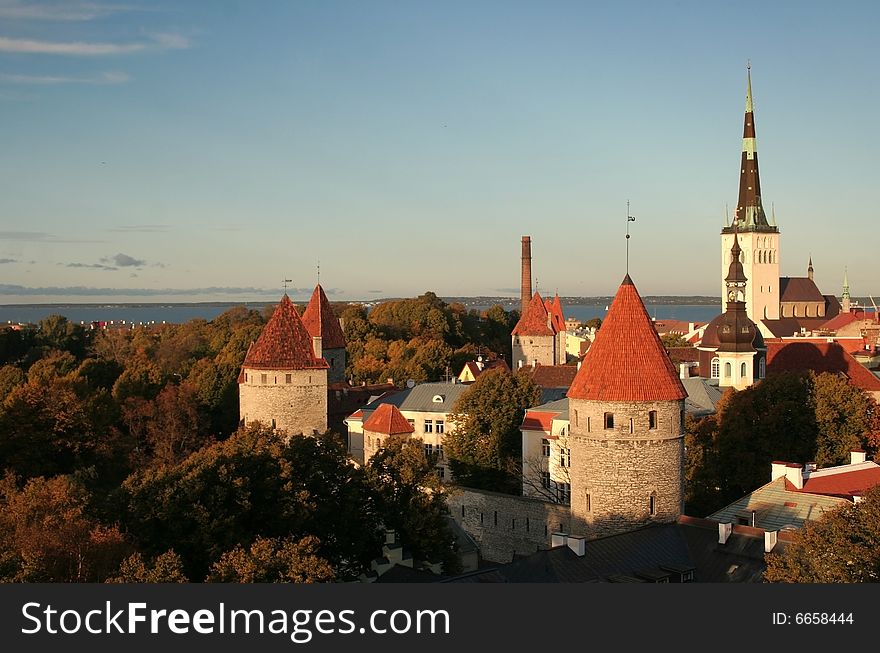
[239,294,329,436]
[566,274,687,538]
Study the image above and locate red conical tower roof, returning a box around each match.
[302,284,346,349]
[363,403,415,436]
[513,291,554,336]
[243,294,329,370]
[567,275,686,401]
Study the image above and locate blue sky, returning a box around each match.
[1,1,878,302]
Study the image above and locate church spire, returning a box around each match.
[808,256,814,280]
[734,65,773,232]
[842,267,851,313]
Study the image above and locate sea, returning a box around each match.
[0,301,722,327]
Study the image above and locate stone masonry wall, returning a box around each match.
[323,347,346,385]
[239,367,327,435]
[568,398,684,538]
[448,488,572,563]
[512,335,556,369]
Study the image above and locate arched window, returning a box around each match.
[724,362,732,378]
[740,362,747,378]
[759,357,766,379]
[710,357,720,378]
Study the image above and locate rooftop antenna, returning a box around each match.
[626,200,636,274]
[282,278,292,294]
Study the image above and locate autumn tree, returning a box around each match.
[37,314,86,359]
[0,364,25,401]
[206,535,335,583]
[107,550,189,583]
[446,369,541,493]
[366,436,460,573]
[0,473,129,582]
[765,484,880,583]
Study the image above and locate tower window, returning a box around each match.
[741,362,747,378]
[585,493,592,512]
[759,357,766,379]
[604,412,614,430]
[710,358,720,379]
[587,416,591,432]
[724,362,732,378]
[649,411,658,430]
[649,493,657,516]
[629,418,634,434]
[285,374,292,384]
[261,373,267,384]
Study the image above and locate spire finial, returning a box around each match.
[745,61,753,113]
[625,200,636,274]
[316,259,320,285]
[282,277,292,294]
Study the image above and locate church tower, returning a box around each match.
[842,268,851,314]
[239,294,329,436]
[566,275,687,538]
[721,67,780,322]
[302,284,347,384]
[716,233,760,390]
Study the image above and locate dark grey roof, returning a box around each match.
[681,377,723,417]
[367,381,470,414]
[678,521,783,583]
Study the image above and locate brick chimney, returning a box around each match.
[521,236,532,316]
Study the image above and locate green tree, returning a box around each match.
[121,426,382,581]
[26,349,78,386]
[660,333,691,348]
[765,484,880,583]
[37,315,86,358]
[584,317,602,331]
[446,369,541,493]
[366,436,460,574]
[107,550,189,583]
[812,372,876,466]
[206,535,335,583]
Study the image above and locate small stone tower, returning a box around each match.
[717,233,760,390]
[566,274,687,538]
[301,284,347,384]
[239,294,329,436]
[512,291,560,368]
[362,403,414,463]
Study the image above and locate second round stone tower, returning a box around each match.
[566,274,687,538]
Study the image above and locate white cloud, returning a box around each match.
[0,1,130,21]
[0,70,129,84]
[0,32,190,55]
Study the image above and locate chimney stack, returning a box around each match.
[521,236,532,316]
[851,450,867,465]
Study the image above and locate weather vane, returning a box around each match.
[317,259,320,285]
[282,278,292,293]
[626,200,636,274]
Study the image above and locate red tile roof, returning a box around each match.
[362,403,414,435]
[799,464,880,500]
[460,358,511,381]
[519,363,578,388]
[567,275,687,401]
[243,294,329,370]
[766,341,880,392]
[521,410,558,432]
[512,292,555,336]
[301,284,347,350]
[547,294,566,333]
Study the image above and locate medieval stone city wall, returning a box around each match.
[448,488,573,563]
[239,367,328,435]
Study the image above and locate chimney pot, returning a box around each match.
[764,530,778,553]
[718,522,732,544]
[851,450,867,465]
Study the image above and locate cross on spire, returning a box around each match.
[282,278,292,293]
